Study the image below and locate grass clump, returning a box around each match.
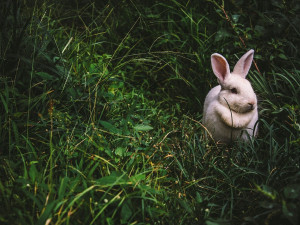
[1,0,299,224]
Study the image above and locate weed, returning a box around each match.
[1,0,299,224]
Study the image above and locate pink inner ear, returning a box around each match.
[243,54,252,72]
[212,56,228,82]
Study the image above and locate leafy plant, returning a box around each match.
[1,0,299,224]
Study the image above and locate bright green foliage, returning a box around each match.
[0,0,299,224]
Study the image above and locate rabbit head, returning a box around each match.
[211,49,257,114]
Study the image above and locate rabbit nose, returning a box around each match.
[248,103,254,110]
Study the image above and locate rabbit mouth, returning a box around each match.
[230,104,255,113]
[221,96,256,113]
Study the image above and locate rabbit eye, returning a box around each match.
[230,88,238,94]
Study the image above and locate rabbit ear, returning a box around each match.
[233,49,254,78]
[211,53,230,83]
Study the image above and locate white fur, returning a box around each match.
[203,49,258,143]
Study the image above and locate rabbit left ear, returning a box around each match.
[233,49,254,78]
[211,53,230,83]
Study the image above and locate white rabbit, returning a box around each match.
[203,49,258,143]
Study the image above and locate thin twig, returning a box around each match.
[211,1,262,75]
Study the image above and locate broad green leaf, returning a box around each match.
[232,14,240,23]
[121,200,133,223]
[279,53,288,60]
[133,124,153,131]
[196,192,203,203]
[36,200,57,225]
[177,199,193,214]
[129,173,145,183]
[29,164,38,182]
[36,72,54,80]
[99,120,121,134]
[95,172,127,186]
[58,177,69,200]
[115,147,125,156]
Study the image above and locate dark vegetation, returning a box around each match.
[0,0,299,224]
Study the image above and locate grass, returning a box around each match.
[0,0,299,224]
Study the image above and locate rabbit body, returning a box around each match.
[203,49,258,143]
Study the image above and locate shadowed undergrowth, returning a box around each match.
[0,0,299,224]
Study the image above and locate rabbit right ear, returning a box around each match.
[211,53,230,83]
[232,49,254,78]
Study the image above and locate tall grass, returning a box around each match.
[1,0,299,224]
